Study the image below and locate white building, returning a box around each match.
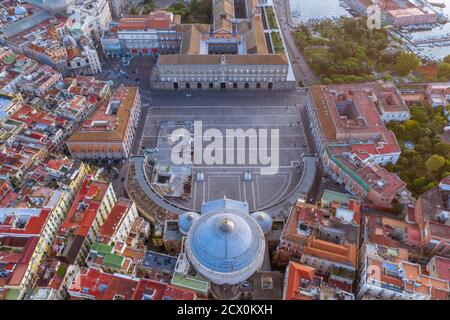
[356,242,449,300]
[66,0,112,41]
[107,0,125,18]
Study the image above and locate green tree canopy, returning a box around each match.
[394,52,419,76]
[425,154,445,172]
[129,5,138,15]
[437,63,450,81]
[434,142,450,157]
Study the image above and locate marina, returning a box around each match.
[289,0,450,61]
[289,0,353,24]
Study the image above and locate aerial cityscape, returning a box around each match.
[0,0,448,303]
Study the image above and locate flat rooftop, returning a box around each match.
[142,251,177,273]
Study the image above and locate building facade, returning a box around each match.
[66,86,141,160]
[151,54,292,90]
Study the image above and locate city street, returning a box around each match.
[273,0,319,86]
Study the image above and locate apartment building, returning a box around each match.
[357,242,449,300]
[324,144,409,208]
[67,267,196,300]
[306,83,408,160]
[96,198,139,245]
[52,176,117,265]
[152,54,291,90]
[101,11,182,57]
[283,261,354,300]
[66,86,141,160]
[414,182,450,258]
[274,199,361,292]
[0,206,66,299]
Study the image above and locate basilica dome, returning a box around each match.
[185,199,265,285]
[14,6,27,16]
[250,211,273,235]
[178,211,200,235]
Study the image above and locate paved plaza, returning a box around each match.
[136,90,310,212]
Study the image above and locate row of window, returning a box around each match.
[162,77,283,82]
[160,68,287,74]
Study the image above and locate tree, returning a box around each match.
[425,154,445,172]
[444,55,450,64]
[410,106,428,123]
[141,0,155,14]
[394,52,419,76]
[413,177,427,188]
[418,136,432,152]
[441,171,450,179]
[404,119,420,131]
[437,63,450,81]
[385,162,394,172]
[129,5,138,15]
[434,142,450,157]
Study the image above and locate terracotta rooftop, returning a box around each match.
[284,261,316,300]
[0,208,50,236]
[303,236,357,267]
[132,278,196,300]
[97,198,133,243]
[58,176,110,238]
[68,268,137,300]
[308,84,404,151]
[429,256,450,282]
[0,236,39,287]
[118,11,175,30]
[67,86,138,143]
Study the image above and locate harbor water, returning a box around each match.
[289,0,450,61]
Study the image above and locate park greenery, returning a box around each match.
[271,32,284,54]
[142,0,156,14]
[416,55,450,82]
[129,5,138,15]
[437,56,450,80]
[386,105,450,196]
[292,17,420,84]
[166,0,212,24]
[265,6,278,30]
[129,0,155,15]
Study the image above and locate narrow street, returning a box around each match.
[273,0,319,86]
